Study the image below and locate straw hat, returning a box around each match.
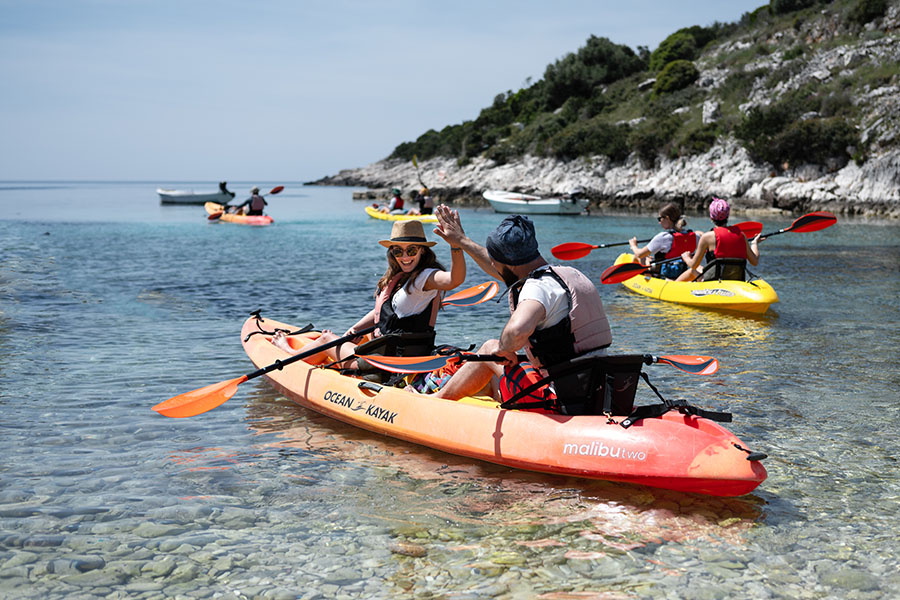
[378,220,436,248]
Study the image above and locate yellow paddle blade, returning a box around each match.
[152,375,248,418]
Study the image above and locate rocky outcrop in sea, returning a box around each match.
[311,139,900,218]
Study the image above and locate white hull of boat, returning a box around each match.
[482,190,588,215]
[158,189,235,205]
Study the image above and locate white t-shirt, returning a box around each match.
[517,275,569,330]
[392,268,439,318]
[646,231,674,256]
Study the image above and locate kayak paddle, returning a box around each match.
[153,280,496,418]
[600,256,685,284]
[209,186,284,221]
[358,352,718,376]
[758,211,836,240]
[552,221,764,261]
[153,325,379,418]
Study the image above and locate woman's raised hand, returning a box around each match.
[433,205,465,247]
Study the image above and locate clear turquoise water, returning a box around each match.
[1,182,898,598]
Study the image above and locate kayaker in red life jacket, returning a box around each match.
[429,211,612,407]
[677,197,761,282]
[628,203,696,280]
[271,216,465,365]
[232,186,267,216]
[378,188,405,214]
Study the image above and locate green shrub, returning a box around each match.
[546,119,630,161]
[649,32,698,72]
[628,116,681,165]
[848,0,888,25]
[677,124,720,156]
[769,0,817,15]
[542,36,645,110]
[653,60,699,94]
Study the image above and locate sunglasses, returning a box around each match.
[657,216,666,222]
[390,245,421,257]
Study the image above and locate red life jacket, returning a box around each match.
[654,230,697,262]
[373,272,439,337]
[714,226,747,259]
[509,266,612,368]
[390,196,404,210]
[665,230,696,259]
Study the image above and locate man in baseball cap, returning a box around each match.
[430,205,612,413]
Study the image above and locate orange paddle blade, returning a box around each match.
[152,375,248,418]
[207,212,223,220]
[551,242,597,261]
[269,185,285,195]
[657,355,719,375]
[358,354,453,374]
[442,281,499,307]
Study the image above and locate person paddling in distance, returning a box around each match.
[628,203,695,280]
[230,186,267,216]
[428,211,613,411]
[378,188,406,214]
[271,218,465,366]
[676,197,761,282]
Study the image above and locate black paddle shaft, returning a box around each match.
[245,325,377,381]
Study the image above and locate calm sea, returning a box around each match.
[1,181,898,599]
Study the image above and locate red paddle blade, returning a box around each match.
[442,281,499,307]
[269,185,285,195]
[357,354,451,374]
[152,375,248,418]
[207,212,223,221]
[600,262,648,284]
[736,221,763,238]
[656,355,719,375]
[788,211,836,233]
[551,242,596,261]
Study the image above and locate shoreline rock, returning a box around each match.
[310,139,900,219]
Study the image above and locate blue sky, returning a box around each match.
[0,0,765,182]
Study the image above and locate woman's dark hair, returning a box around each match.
[659,203,688,231]
[376,246,445,295]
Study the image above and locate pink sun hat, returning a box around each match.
[709,197,730,221]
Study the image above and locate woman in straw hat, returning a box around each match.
[273,209,465,365]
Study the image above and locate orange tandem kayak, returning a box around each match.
[241,315,767,496]
[205,202,273,226]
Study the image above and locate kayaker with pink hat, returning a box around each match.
[677,197,761,282]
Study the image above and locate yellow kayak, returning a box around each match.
[613,253,779,314]
[365,205,437,223]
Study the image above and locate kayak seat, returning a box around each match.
[701,258,747,282]
[354,332,436,384]
[549,355,645,416]
[501,354,645,416]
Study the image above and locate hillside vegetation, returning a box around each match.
[389,0,898,175]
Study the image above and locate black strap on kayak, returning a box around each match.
[619,372,732,429]
[243,310,315,342]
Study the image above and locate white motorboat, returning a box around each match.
[158,182,236,205]
[482,190,589,215]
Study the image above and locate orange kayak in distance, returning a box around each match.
[205,202,273,226]
[241,315,767,497]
